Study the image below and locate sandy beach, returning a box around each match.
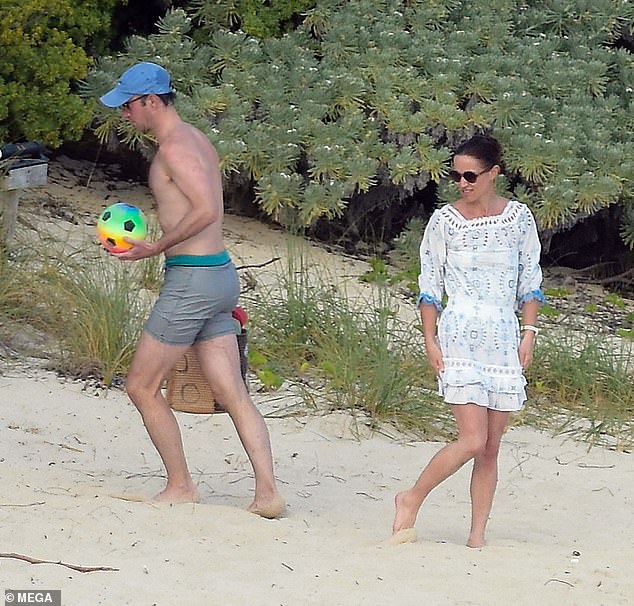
[1,368,633,605]
[1,155,633,605]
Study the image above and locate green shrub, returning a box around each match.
[0,0,119,147]
[189,0,316,39]
[88,1,634,245]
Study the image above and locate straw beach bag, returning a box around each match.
[165,329,249,414]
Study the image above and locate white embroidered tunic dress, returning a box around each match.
[418,200,544,411]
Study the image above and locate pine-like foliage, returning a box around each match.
[189,0,315,38]
[85,1,634,244]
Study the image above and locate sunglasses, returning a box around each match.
[448,167,492,184]
[122,95,148,110]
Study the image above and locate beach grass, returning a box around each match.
[1,237,148,386]
[243,238,634,446]
[48,256,148,385]
[244,239,453,438]
[524,329,634,449]
[1,232,632,448]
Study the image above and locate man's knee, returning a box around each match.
[214,381,251,415]
[125,373,141,404]
[125,372,157,406]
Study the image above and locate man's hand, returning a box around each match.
[112,238,158,261]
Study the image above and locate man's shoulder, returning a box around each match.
[159,126,214,158]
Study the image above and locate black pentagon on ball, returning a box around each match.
[102,210,111,221]
[123,219,136,232]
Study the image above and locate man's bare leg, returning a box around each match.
[126,332,199,503]
[195,334,284,517]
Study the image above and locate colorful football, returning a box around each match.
[96,202,148,253]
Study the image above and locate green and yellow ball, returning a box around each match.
[96,202,147,253]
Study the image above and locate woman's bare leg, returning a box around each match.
[467,409,509,548]
[393,404,488,534]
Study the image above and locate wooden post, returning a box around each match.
[0,189,20,244]
[0,160,48,248]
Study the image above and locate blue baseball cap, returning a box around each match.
[100,62,173,108]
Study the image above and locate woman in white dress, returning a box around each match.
[392,135,544,547]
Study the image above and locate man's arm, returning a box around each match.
[117,138,222,260]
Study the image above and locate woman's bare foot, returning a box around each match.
[392,490,420,534]
[248,493,286,519]
[153,481,200,504]
[466,533,485,549]
[388,527,418,545]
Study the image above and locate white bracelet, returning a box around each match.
[521,325,540,336]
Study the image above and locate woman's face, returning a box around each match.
[452,154,498,202]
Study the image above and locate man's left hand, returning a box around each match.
[112,238,158,261]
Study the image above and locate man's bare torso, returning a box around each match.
[148,123,225,257]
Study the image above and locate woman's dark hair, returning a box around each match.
[454,134,503,168]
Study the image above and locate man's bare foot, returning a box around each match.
[248,493,286,519]
[153,482,200,504]
[392,490,420,534]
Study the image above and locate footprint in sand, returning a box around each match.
[387,528,418,545]
[248,494,286,519]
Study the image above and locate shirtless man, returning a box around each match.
[100,62,284,518]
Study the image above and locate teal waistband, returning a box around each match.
[165,251,231,267]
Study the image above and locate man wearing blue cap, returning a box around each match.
[100,62,285,518]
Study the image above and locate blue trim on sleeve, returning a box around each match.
[417,292,443,311]
[519,289,546,307]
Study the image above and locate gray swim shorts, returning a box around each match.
[144,254,240,346]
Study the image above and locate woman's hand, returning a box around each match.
[518,332,536,369]
[425,339,445,374]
